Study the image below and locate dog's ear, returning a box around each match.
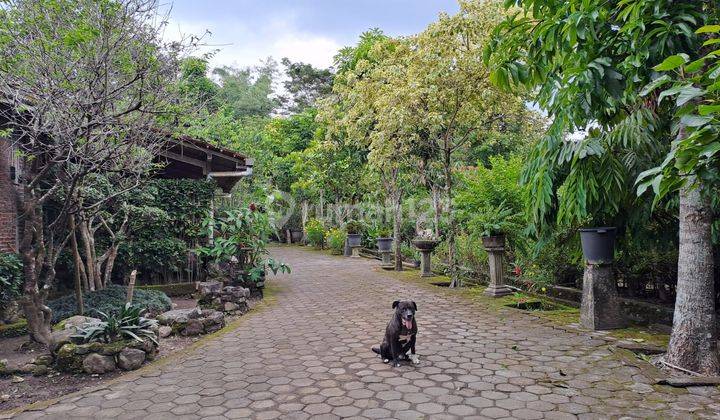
[392,300,399,309]
[412,301,417,311]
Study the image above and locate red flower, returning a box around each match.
[513,266,522,276]
[249,203,256,211]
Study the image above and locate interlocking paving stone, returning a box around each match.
[8,246,720,419]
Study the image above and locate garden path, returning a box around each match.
[8,246,720,419]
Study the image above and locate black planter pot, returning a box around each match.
[376,237,393,252]
[347,233,362,248]
[290,230,303,243]
[579,227,616,264]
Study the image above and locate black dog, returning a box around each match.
[372,300,419,367]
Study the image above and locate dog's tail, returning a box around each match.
[371,346,380,355]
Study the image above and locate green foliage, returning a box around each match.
[469,204,522,238]
[73,302,158,345]
[0,320,28,338]
[326,228,347,255]
[305,219,325,248]
[196,206,290,283]
[345,220,363,235]
[485,0,707,236]
[197,206,273,264]
[637,24,720,202]
[0,253,22,307]
[48,285,171,324]
[137,282,196,297]
[281,58,333,112]
[456,156,526,246]
[213,60,280,119]
[117,179,215,282]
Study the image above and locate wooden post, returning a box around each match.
[126,270,137,304]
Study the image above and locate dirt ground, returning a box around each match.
[0,296,249,412]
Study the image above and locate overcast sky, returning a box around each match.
[165,1,460,70]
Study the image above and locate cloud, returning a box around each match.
[165,15,340,71]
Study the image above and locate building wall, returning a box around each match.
[0,138,18,253]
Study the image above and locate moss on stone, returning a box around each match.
[55,344,84,373]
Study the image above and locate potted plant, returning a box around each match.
[345,220,363,248]
[471,204,519,250]
[376,226,393,252]
[579,227,616,264]
[286,211,303,243]
[412,230,440,277]
[197,205,291,291]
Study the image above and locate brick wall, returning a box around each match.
[0,138,18,253]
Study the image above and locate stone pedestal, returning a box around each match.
[580,263,625,330]
[380,251,393,269]
[420,250,434,277]
[344,239,351,257]
[483,243,512,297]
[351,246,361,258]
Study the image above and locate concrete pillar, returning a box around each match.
[580,263,625,330]
[483,242,512,297]
[380,251,393,269]
[419,250,434,277]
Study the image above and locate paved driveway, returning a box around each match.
[9,246,720,419]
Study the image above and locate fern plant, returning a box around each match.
[73,303,158,345]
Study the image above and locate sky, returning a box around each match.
[165,0,460,71]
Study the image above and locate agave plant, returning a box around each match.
[73,302,158,345]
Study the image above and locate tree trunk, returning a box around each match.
[443,149,459,288]
[17,195,54,345]
[665,175,719,375]
[102,244,119,286]
[301,200,308,243]
[392,177,403,271]
[431,186,442,238]
[68,215,84,315]
[78,220,100,291]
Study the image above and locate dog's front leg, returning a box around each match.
[389,339,402,367]
[408,335,420,364]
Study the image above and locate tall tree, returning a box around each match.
[213,58,280,118]
[280,58,333,114]
[0,0,190,344]
[488,0,719,374]
[400,0,534,287]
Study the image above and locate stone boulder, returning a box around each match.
[55,338,157,374]
[60,315,101,330]
[117,348,145,371]
[198,283,250,315]
[82,353,116,374]
[157,308,203,326]
[157,307,224,337]
[158,326,172,338]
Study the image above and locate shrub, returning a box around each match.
[327,228,347,255]
[305,219,325,248]
[0,253,22,308]
[137,282,196,297]
[48,285,171,324]
[74,302,158,345]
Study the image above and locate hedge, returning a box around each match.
[0,319,28,338]
[48,285,172,324]
[138,282,197,297]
